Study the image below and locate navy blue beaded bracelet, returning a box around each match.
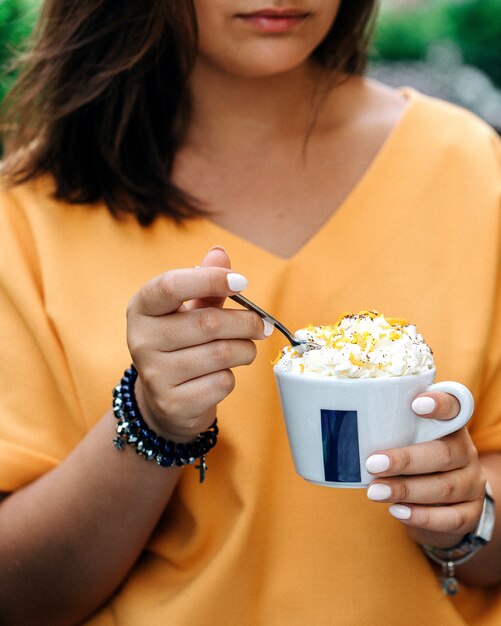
[112,365,218,483]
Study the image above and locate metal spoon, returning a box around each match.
[229,294,321,353]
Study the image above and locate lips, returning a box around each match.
[236,7,311,33]
[241,8,309,17]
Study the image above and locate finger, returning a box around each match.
[162,339,257,385]
[189,246,232,310]
[387,497,484,537]
[167,369,236,436]
[148,307,270,351]
[365,428,477,477]
[412,392,460,420]
[367,465,485,505]
[129,266,248,317]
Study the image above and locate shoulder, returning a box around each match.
[0,176,61,269]
[0,175,106,289]
[0,175,57,227]
[356,83,501,192]
[0,174,114,243]
[361,78,500,152]
[400,88,501,169]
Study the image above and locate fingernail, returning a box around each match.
[389,504,411,520]
[209,245,226,253]
[263,320,274,336]
[366,454,391,474]
[227,273,248,292]
[367,484,392,501]
[412,396,436,415]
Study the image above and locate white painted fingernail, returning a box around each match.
[263,320,274,336]
[412,396,436,415]
[366,454,390,474]
[389,504,411,520]
[367,484,392,501]
[227,273,248,292]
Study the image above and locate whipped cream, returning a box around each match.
[274,311,434,378]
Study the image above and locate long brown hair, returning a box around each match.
[2,0,378,225]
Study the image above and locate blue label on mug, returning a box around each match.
[320,410,361,482]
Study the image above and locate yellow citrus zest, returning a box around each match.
[349,352,366,367]
[387,317,408,327]
[271,350,283,365]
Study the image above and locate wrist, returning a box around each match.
[112,366,219,482]
[421,484,495,595]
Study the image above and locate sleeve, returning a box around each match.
[469,263,501,454]
[0,187,85,492]
[467,130,501,455]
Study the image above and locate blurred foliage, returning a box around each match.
[0,0,38,103]
[372,0,501,88]
[447,0,501,88]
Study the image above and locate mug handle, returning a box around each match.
[414,381,474,444]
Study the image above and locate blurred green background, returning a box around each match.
[370,0,501,131]
[0,0,500,129]
[0,0,38,104]
[373,0,501,86]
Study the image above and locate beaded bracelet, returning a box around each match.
[112,365,218,483]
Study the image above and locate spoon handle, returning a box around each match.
[229,294,299,346]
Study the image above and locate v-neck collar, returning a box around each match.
[193,88,419,263]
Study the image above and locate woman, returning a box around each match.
[0,1,500,624]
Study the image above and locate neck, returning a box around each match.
[184,59,352,154]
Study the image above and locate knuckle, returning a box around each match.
[477,476,488,497]
[198,307,220,336]
[126,299,136,321]
[449,510,467,534]
[420,509,432,529]
[208,269,219,295]
[184,413,213,437]
[127,335,149,358]
[156,395,175,420]
[436,439,454,468]
[217,369,236,394]
[440,479,457,501]
[249,312,264,336]
[242,340,257,365]
[212,341,232,366]
[138,365,156,390]
[472,496,486,527]
[465,440,479,464]
[395,481,409,502]
[473,493,486,512]
[397,448,412,472]
[159,272,177,300]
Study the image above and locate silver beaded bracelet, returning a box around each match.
[112,365,218,483]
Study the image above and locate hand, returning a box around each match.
[126,247,272,443]
[365,391,487,548]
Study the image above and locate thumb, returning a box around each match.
[188,246,233,310]
[201,246,232,271]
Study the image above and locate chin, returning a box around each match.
[226,62,309,79]
[201,46,317,79]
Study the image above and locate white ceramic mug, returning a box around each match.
[274,367,474,488]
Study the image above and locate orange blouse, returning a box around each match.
[0,90,500,625]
